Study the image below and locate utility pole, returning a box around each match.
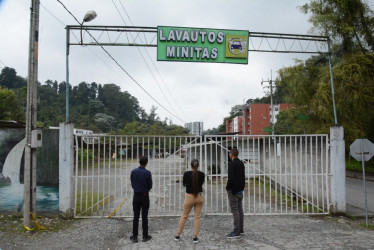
[24,0,40,228]
[261,70,275,136]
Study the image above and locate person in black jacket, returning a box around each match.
[175,159,205,244]
[226,148,245,239]
[130,156,153,243]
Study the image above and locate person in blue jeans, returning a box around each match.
[226,148,245,239]
[130,156,153,243]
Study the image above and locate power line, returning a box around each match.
[116,0,190,121]
[56,0,185,123]
[112,0,185,121]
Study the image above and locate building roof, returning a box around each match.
[0,120,26,128]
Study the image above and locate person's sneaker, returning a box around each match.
[142,235,152,242]
[130,235,138,243]
[193,237,198,243]
[240,230,244,235]
[226,231,240,239]
[175,235,181,241]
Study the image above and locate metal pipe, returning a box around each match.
[66,27,70,122]
[328,40,338,125]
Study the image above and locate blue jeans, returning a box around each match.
[228,192,244,234]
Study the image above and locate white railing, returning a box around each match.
[74,134,330,218]
[204,135,330,215]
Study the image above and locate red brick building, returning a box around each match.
[226,104,291,135]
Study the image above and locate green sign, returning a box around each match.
[157,26,249,64]
[297,114,310,120]
[264,127,273,133]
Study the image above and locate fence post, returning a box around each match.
[59,123,74,218]
[330,126,346,214]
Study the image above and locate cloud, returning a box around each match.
[0,0,314,129]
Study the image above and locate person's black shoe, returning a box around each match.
[142,235,152,242]
[130,235,138,243]
[240,229,244,235]
[193,237,199,243]
[175,235,181,241]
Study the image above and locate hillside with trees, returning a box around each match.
[0,67,189,135]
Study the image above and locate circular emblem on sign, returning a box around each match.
[228,38,246,55]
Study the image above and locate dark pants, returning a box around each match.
[132,193,150,237]
[228,192,244,234]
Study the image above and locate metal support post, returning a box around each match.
[66,26,70,123]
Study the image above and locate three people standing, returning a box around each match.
[130,150,245,244]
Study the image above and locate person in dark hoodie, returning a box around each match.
[226,148,245,239]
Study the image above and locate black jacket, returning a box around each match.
[183,171,205,194]
[226,158,245,194]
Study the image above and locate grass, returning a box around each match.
[75,191,113,216]
[360,223,374,230]
[346,157,374,173]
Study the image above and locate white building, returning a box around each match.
[184,122,203,136]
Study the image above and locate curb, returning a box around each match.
[346,170,374,182]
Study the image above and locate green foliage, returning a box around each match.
[117,121,189,136]
[0,66,189,135]
[0,67,27,89]
[274,53,374,147]
[0,86,24,121]
[300,0,374,54]
[346,157,374,173]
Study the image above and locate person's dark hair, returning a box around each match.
[139,156,148,166]
[230,148,239,157]
[191,159,200,196]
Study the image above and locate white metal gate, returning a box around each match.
[74,134,330,218]
[204,135,330,215]
[74,135,203,218]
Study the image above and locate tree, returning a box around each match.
[118,121,148,135]
[275,53,374,145]
[300,0,374,54]
[0,86,24,121]
[0,67,27,89]
[94,113,117,132]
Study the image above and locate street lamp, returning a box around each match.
[66,10,97,122]
[80,10,97,44]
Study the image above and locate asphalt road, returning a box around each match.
[346,176,374,216]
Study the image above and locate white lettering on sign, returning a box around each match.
[166,46,219,59]
[167,46,175,57]
[217,32,224,43]
[167,30,176,41]
[182,30,190,42]
[208,32,216,43]
[199,31,207,43]
[191,31,199,42]
[211,47,218,59]
[160,29,236,61]
[159,29,166,41]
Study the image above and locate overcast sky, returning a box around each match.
[0,0,320,130]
